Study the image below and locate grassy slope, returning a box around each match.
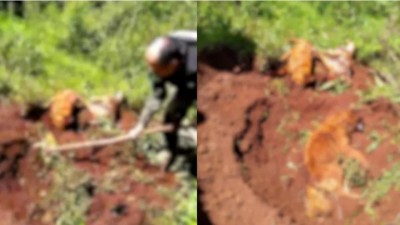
[199,2,400,100]
[0,2,197,108]
[199,2,395,58]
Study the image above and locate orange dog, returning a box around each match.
[49,90,83,130]
[279,38,314,86]
[304,110,369,218]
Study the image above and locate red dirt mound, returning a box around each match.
[198,53,400,225]
[0,104,49,225]
[0,104,178,225]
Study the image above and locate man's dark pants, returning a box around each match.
[163,87,196,175]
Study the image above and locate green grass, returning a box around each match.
[0,2,196,108]
[363,162,400,217]
[199,2,396,60]
[199,2,400,102]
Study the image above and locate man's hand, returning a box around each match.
[128,123,145,139]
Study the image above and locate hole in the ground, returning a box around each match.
[199,46,254,73]
[23,103,47,121]
[112,203,128,216]
[199,18,256,72]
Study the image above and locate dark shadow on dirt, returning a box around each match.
[198,188,213,225]
[262,56,285,75]
[187,152,197,178]
[0,140,29,179]
[198,110,206,125]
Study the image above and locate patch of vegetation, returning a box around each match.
[199,2,395,59]
[40,155,91,225]
[270,79,289,96]
[318,77,350,94]
[366,131,382,154]
[132,169,157,186]
[199,2,400,103]
[342,158,368,189]
[299,130,310,147]
[0,2,196,108]
[276,111,299,146]
[358,82,400,104]
[379,121,400,146]
[363,162,400,217]
[149,180,197,225]
[185,104,198,126]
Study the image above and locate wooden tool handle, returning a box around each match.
[43,124,174,153]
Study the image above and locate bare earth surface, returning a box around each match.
[0,104,178,225]
[198,49,400,225]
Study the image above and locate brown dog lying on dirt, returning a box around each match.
[303,109,369,219]
[278,39,356,88]
[278,38,314,86]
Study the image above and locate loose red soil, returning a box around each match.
[198,51,400,225]
[0,104,178,225]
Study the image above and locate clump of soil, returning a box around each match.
[198,48,400,225]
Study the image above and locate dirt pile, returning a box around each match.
[198,48,400,225]
[0,102,178,225]
[0,104,49,225]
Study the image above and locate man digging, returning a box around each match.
[129,30,197,175]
